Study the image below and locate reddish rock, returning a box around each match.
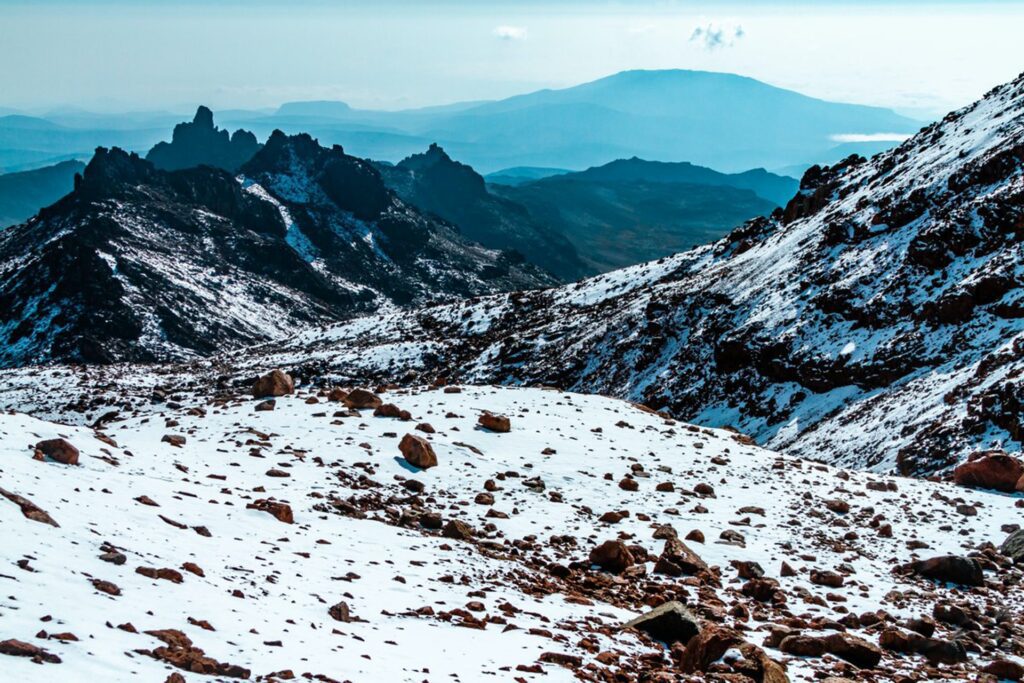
[327,387,349,402]
[654,537,707,576]
[478,411,511,432]
[254,399,275,412]
[983,659,1024,681]
[442,519,475,540]
[589,540,635,573]
[810,569,845,588]
[161,435,186,447]
[328,601,352,622]
[375,403,412,420]
[136,566,184,583]
[91,578,122,596]
[252,369,294,398]
[246,499,294,524]
[780,635,827,657]
[822,632,882,668]
[0,487,59,527]
[905,555,984,586]
[399,434,438,470]
[343,388,382,409]
[0,639,61,664]
[953,450,1024,492]
[679,625,743,673]
[622,601,700,644]
[143,629,250,679]
[34,438,79,465]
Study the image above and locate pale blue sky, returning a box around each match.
[2,1,1022,116]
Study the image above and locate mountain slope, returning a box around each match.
[0,382,1019,681]
[376,144,591,280]
[145,106,261,172]
[219,71,1024,475]
[557,157,798,205]
[493,175,779,272]
[0,136,553,368]
[0,159,84,228]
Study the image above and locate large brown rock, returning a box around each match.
[344,388,382,409]
[983,659,1024,681]
[622,601,700,644]
[246,499,294,524]
[906,555,984,586]
[953,450,1024,492]
[399,434,438,469]
[0,487,59,526]
[779,635,827,657]
[822,632,882,668]
[251,369,294,398]
[679,625,743,673]
[589,540,635,573]
[35,438,79,465]
[653,537,707,576]
[1002,528,1024,563]
[478,411,511,433]
[0,638,61,664]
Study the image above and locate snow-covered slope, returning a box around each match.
[1,383,1020,681]
[198,70,1024,476]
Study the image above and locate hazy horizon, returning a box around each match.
[2,0,1022,119]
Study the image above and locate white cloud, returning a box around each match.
[493,25,528,41]
[690,22,745,50]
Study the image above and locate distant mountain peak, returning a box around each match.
[145,107,261,173]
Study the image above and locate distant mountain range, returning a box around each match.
[0,159,84,228]
[0,70,923,175]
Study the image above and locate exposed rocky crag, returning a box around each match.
[145,106,261,172]
[376,143,591,280]
[0,134,553,367]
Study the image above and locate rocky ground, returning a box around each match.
[1,371,1022,681]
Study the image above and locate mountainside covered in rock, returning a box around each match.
[0,379,1020,682]
[145,106,261,172]
[375,144,592,280]
[0,134,553,368]
[223,71,1024,476]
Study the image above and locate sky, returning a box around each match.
[1,0,1022,118]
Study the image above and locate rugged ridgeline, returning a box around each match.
[0,133,554,367]
[217,71,1024,476]
[375,144,592,280]
[145,106,261,172]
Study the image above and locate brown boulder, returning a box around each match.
[622,601,700,644]
[328,601,352,622]
[251,369,294,398]
[35,438,79,465]
[0,639,61,664]
[0,487,59,526]
[905,555,984,586]
[399,434,438,470]
[344,388,382,409]
[779,635,826,657]
[822,632,882,668]
[679,625,743,673]
[983,659,1024,681]
[953,450,1024,492]
[442,519,475,540]
[375,403,412,420]
[246,499,294,524]
[478,411,511,432]
[653,537,707,576]
[589,540,635,573]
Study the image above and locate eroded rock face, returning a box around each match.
[252,369,294,398]
[35,438,79,465]
[399,434,438,470]
[953,450,1024,492]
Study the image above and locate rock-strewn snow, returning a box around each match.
[1,384,1020,681]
